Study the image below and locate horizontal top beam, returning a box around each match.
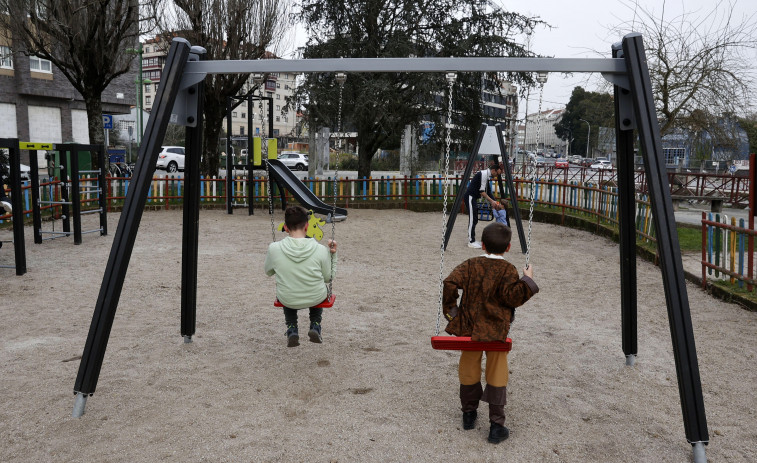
[183,57,626,76]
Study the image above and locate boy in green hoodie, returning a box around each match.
[265,205,338,347]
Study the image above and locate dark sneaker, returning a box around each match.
[487,422,510,444]
[462,410,477,430]
[286,325,299,347]
[308,322,322,343]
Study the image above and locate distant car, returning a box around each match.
[554,158,569,169]
[568,155,583,164]
[533,155,547,167]
[2,163,31,181]
[277,152,309,171]
[590,160,613,170]
[155,146,186,173]
[580,157,594,167]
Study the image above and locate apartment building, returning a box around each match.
[0,31,134,160]
[521,108,568,155]
[140,36,300,139]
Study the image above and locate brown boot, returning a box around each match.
[460,383,483,430]
[482,385,507,426]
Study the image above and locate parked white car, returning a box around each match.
[590,159,613,170]
[155,146,185,173]
[2,162,31,181]
[277,152,309,171]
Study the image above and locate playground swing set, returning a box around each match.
[269,72,345,310]
[71,33,712,462]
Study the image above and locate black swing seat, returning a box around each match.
[431,336,512,352]
[274,294,336,309]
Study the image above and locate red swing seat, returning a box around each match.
[274,294,336,309]
[431,336,512,352]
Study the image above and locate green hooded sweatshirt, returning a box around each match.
[264,236,337,309]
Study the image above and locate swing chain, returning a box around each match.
[328,72,346,295]
[254,74,276,243]
[525,72,547,269]
[436,71,456,336]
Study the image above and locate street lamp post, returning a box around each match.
[126,43,153,155]
[579,118,591,159]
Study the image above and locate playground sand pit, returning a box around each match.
[1,208,756,462]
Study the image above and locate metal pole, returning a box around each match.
[580,118,591,158]
[623,32,709,457]
[73,38,192,415]
[181,48,206,343]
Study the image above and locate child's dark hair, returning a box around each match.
[284,205,309,230]
[481,222,511,253]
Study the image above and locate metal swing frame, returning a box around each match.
[70,33,709,463]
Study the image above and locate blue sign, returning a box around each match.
[103,114,113,130]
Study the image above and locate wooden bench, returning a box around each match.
[670,195,726,213]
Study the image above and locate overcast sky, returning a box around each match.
[283,0,756,120]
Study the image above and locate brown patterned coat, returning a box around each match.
[443,256,538,342]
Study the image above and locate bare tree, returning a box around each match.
[0,0,142,146]
[147,0,289,176]
[610,0,757,134]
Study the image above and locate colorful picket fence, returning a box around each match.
[700,212,757,291]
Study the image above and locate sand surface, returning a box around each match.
[1,208,756,462]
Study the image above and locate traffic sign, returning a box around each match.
[103,114,113,130]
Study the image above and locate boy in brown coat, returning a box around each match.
[442,222,538,443]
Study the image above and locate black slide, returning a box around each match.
[266,159,348,219]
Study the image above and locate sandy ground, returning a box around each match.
[1,208,756,463]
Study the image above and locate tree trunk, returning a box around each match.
[84,94,105,167]
[200,95,226,178]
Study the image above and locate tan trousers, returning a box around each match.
[458,350,509,387]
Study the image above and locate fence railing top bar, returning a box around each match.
[184,57,627,75]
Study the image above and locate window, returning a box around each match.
[276,82,280,88]
[276,94,280,100]
[241,113,245,118]
[145,95,151,105]
[274,129,279,136]
[29,55,52,73]
[266,92,273,98]
[283,116,288,122]
[0,46,12,69]
[144,83,151,93]
[663,148,685,165]
[276,116,280,122]
[276,105,280,111]
[232,111,238,117]
[144,46,151,53]
[240,126,244,135]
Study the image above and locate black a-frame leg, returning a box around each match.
[443,124,487,250]
[612,44,638,366]
[72,38,193,418]
[623,33,709,461]
[181,50,207,343]
[494,123,527,254]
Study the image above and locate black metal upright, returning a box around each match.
[495,124,527,254]
[181,48,207,341]
[97,145,108,237]
[73,38,192,403]
[1,138,27,275]
[247,95,254,215]
[28,145,43,244]
[69,148,82,244]
[623,32,709,447]
[226,96,234,214]
[443,124,487,250]
[612,44,639,365]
